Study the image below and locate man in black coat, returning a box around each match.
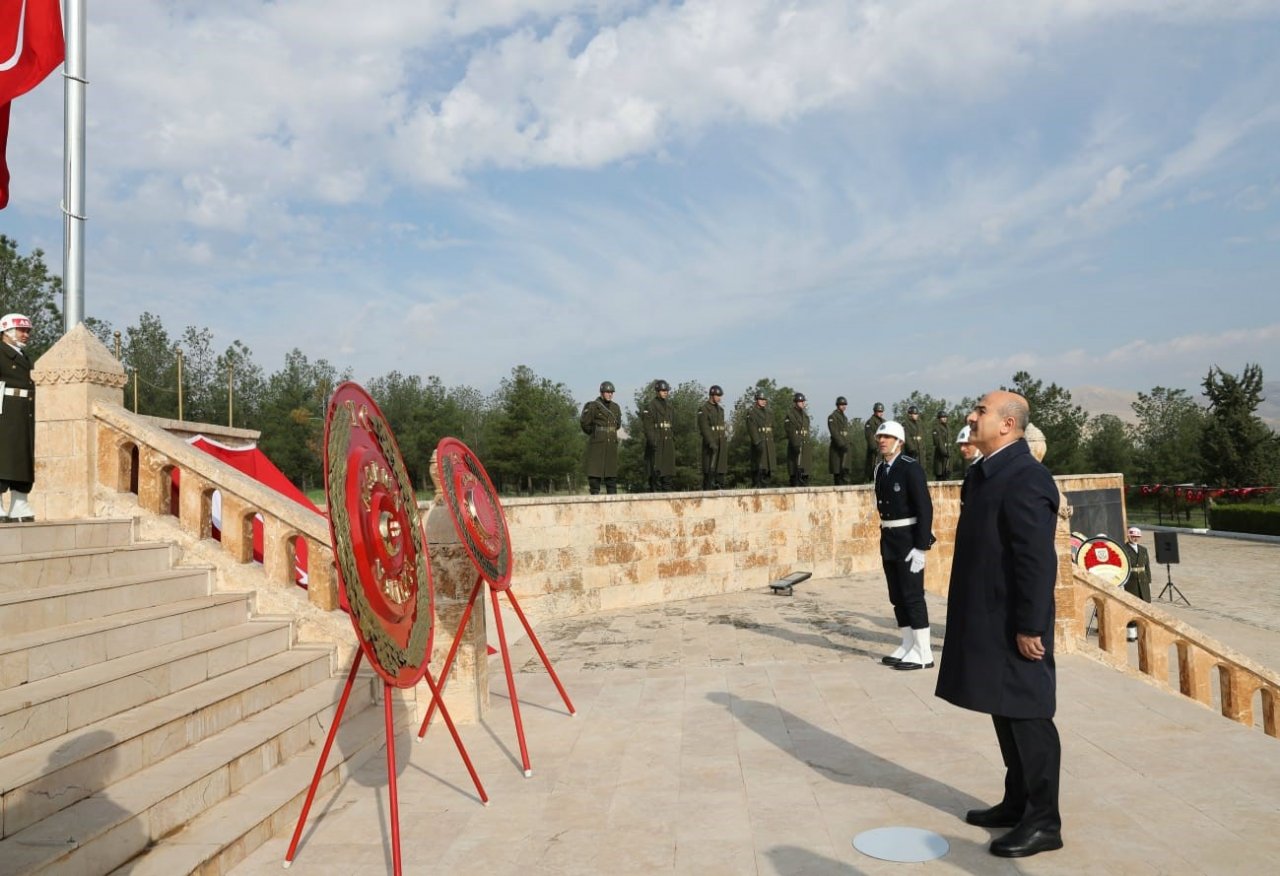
[0,313,37,523]
[935,390,1063,858]
[872,419,935,670]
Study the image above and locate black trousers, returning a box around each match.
[992,715,1062,832]
[587,476,617,495]
[881,556,928,629]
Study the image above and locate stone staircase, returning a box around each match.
[0,520,397,876]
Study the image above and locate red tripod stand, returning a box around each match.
[418,572,574,775]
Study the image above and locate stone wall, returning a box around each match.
[495,474,1122,635]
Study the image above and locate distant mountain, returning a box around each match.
[1068,381,1280,429]
[1070,386,1139,424]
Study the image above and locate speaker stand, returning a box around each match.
[1156,564,1190,606]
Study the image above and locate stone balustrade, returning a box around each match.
[1073,569,1280,738]
[90,400,340,611]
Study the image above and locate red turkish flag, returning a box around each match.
[0,0,66,209]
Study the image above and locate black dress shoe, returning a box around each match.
[880,655,902,666]
[965,805,1022,828]
[892,659,934,670]
[989,824,1063,858]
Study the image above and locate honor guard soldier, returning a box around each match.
[641,379,677,491]
[957,423,982,472]
[903,405,925,463]
[863,402,886,481]
[0,314,37,523]
[697,385,728,489]
[1123,526,1152,640]
[747,390,776,488]
[932,410,952,480]
[784,392,812,486]
[873,420,936,671]
[828,396,852,485]
[580,380,622,494]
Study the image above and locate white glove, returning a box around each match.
[907,548,926,574]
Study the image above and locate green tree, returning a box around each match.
[257,349,347,491]
[1130,387,1205,483]
[483,365,580,494]
[121,312,180,418]
[1083,414,1134,476]
[1004,371,1088,474]
[1200,364,1278,487]
[0,235,63,358]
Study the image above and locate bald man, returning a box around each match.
[935,390,1063,858]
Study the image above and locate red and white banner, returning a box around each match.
[0,0,65,208]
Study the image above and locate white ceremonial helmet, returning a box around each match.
[956,425,971,443]
[875,420,906,443]
[1,313,33,333]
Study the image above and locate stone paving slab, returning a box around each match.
[230,549,1280,876]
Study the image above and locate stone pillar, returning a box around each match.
[419,499,489,725]
[30,325,127,520]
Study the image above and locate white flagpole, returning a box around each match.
[62,0,86,330]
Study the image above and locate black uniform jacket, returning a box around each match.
[0,340,36,483]
[935,439,1060,719]
[873,454,934,560]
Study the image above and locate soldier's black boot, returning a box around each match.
[588,477,601,495]
[604,478,618,495]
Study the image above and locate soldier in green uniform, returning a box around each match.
[931,411,952,480]
[580,380,622,494]
[1123,526,1152,641]
[903,405,926,463]
[641,379,677,491]
[747,390,776,488]
[863,402,885,482]
[828,396,852,485]
[784,392,812,486]
[697,384,728,489]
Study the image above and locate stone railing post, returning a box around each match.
[420,500,489,725]
[30,325,127,520]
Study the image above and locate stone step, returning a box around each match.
[0,567,214,639]
[0,678,401,876]
[0,592,249,691]
[0,520,135,558]
[0,621,294,759]
[108,688,415,876]
[0,543,177,593]
[0,646,335,837]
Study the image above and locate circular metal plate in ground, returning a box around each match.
[324,382,434,687]
[435,437,513,591]
[852,827,949,862]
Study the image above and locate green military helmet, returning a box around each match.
[937,410,948,419]
[907,405,919,415]
[654,379,670,392]
[709,385,724,397]
[793,392,806,403]
[754,390,768,401]
[873,402,885,412]
[599,381,616,394]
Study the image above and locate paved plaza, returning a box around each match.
[232,532,1280,875]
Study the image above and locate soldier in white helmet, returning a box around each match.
[0,313,37,522]
[873,419,936,670]
[957,423,982,472]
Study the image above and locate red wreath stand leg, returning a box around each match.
[284,650,488,874]
[417,575,575,776]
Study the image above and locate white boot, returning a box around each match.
[881,626,912,666]
[8,492,34,522]
[893,627,935,670]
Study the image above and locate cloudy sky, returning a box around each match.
[5,1,1280,416]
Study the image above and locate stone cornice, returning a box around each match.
[34,367,129,388]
